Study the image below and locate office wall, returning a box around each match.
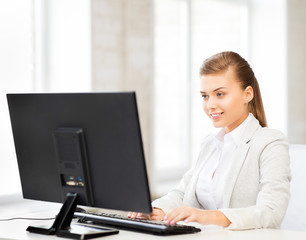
[287,0,306,144]
[91,0,154,170]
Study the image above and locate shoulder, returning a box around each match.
[241,114,288,145]
[251,127,288,145]
[249,127,289,161]
[242,115,289,159]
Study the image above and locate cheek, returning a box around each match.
[225,95,245,113]
[202,101,210,115]
[224,98,237,109]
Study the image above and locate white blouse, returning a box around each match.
[195,114,252,210]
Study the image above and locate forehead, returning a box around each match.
[200,69,240,92]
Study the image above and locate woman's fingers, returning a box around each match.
[128,211,151,220]
[164,211,186,225]
[151,208,166,221]
[127,211,142,219]
[128,208,166,221]
[163,206,197,225]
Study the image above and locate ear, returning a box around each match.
[244,86,254,103]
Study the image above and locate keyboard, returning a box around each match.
[74,212,201,235]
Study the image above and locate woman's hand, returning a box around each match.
[128,208,166,221]
[151,208,166,220]
[163,206,231,227]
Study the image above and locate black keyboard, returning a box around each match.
[74,212,201,235]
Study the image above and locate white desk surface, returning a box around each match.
[1,194,306,240]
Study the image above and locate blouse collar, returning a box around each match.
[215,113,253,148]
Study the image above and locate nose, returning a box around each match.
[206,96,217,109]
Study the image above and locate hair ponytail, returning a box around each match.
[248,77,267,127]
[200,51,267,127]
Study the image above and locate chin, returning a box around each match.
[212,122,224,128]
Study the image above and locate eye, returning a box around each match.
[201,94,209,100]
[217,92,224,97]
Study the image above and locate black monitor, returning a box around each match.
[7,92,152,239]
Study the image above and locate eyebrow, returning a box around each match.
[200,87,227,94]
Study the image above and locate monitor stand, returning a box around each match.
[27,192,119,239]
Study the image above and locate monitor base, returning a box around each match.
[27,193,119,239]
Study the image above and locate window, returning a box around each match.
[34,0,91,92]
[0,0,33,195]
[153,0,190,180]
[0,0,91,196]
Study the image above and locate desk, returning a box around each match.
[1,195,306,240]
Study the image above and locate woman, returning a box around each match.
[129,51,291,230]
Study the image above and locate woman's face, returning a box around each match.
[200,68,253,133]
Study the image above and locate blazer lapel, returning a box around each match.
[223,115,261,208]
[222,142,251,207]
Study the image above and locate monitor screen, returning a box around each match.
[7,92,152,215]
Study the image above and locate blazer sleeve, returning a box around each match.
[219,130,291,230]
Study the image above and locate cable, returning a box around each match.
[0,217,55,221]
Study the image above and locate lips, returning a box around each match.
[210,112,223,120]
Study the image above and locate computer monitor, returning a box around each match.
[7,92,152,238]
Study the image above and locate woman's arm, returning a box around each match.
[220,131,291,230]
[162,130,290,230]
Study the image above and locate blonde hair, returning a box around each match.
[199,51,267,127]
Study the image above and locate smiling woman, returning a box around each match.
[199,52,264,133]
[199,52,267,129]
[148,51,291,230]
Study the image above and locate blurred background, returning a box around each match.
[0,0,305,199]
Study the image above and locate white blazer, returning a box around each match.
[152,115,291,230]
